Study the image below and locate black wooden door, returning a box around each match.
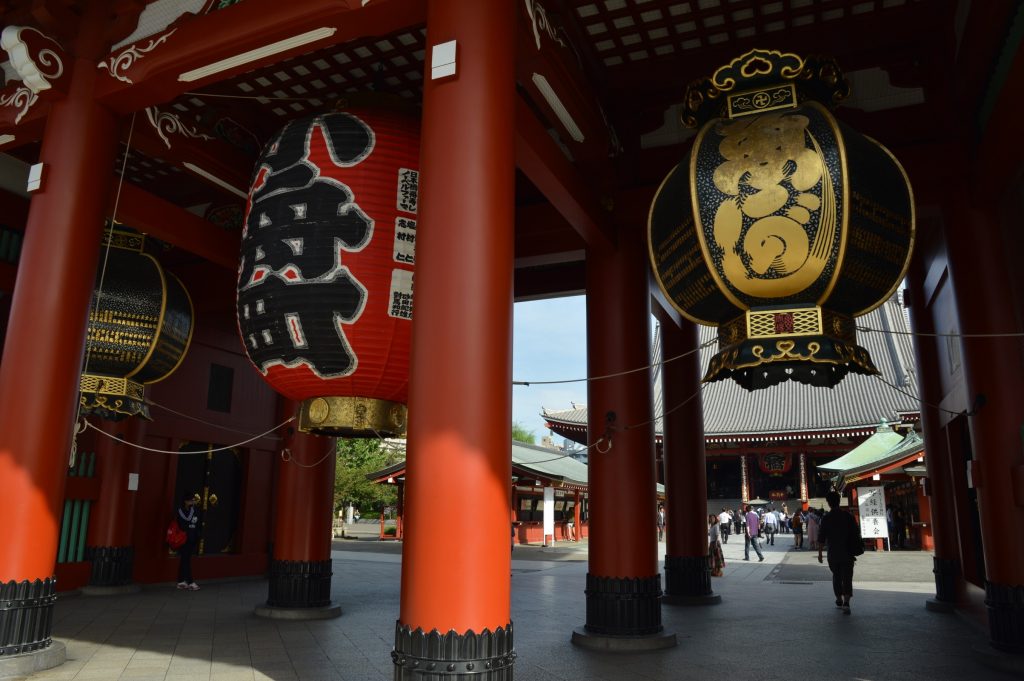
[175,443,242,555]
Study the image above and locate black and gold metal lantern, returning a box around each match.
[79,229,194,419]
[649,49,914,390]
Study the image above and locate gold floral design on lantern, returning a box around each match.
[709,111,835,299]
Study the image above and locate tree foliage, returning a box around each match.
[334,437,404,515]
[512,421,536,444]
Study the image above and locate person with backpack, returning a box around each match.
[175,494,201,591]
[817,491,863,613]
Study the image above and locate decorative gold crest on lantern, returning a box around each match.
[650,49,913,390]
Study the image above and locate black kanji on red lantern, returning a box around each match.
[238,114,376,379]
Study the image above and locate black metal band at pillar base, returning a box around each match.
[267,559,333,609]
[932,556,961,604]
[84,546,134,587]
[0,578,57,655]
[584,574,663,636]
[663,554,713,599]
[392,622,515,680]
[985,581,1024,653]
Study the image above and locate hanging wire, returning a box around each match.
[870,374,968,417]
[280,445,336,468]
[857,325,1024,339]
[145,398,284,438]
[622,383,706,432]
[69,112,138,465]
[513,338,715,386]
[83,416,294,455]
[78,112,138,389]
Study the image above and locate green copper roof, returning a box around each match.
[818,426,925,479]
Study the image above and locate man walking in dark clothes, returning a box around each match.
[817,490,861,613]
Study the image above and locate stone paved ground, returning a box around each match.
[10,536,1019,681]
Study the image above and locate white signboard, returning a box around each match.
[856,486,889,542]
[543,486,555,543]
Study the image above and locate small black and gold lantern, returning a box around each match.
[649,49,914,390]
[79,229,194,419]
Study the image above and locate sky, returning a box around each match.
[511,296,589,445]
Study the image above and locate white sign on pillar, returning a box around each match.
[543,486,555,545]
[856,485,889,549]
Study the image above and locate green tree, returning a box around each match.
[334,437,404,515]
[512,421,536,444]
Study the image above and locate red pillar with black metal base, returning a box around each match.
[83,417,145,593]
[0,19,119,669]
[393,1,516,677]
[905,230,965,611]
[657,314,718,606]
[944,198,1024,654]
[257,400,338,619]
[572,226,676,650]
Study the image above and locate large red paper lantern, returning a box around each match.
[237,103,418,436]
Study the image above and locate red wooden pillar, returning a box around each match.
[84,417,144,590]
[944,198,1024,652]
[906,238,964,609]
[573,225,675,650]
[0,23,120,658]
[394,1,516,677]
[259,399,338,617]
[657,314,718,605]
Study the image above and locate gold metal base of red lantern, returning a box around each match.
[79,374,150,420]
[298,396,407,438]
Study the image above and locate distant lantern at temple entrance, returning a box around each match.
[237,101,418,437]
[80,229,194,420]
[649,49,914,390]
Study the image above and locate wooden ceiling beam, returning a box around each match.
[515,94,613,250]
[95,0,427,113]
[972,9,1024,201]
[516,1,614,171]
[114,181,239,270]
[514,260,585,302]
[129,110,253,200]
[602,4,948,122]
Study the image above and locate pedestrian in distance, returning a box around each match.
[762,506,779,545]
[718,508,732,544]
[708,514,725,577]
[807,507,821,550]
[791,506,804,549]
[743,504,765,562]
[175,494,201,591]
[817,491,863,614]
[656,504,666,542]
[894,508,906,549]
